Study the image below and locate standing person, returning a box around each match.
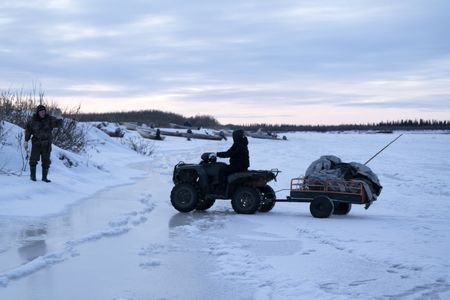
[216,129,250,188]
[24,105,63,182]
[156,128,161,140]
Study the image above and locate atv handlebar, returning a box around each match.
[201,152,217,164]
[271,169,281,181]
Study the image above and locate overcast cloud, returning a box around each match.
[0,0,449,124]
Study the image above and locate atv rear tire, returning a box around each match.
[196,198,215,211]
[259,185,276,213]
[232,186,262,214]
[333,202,352,215]
[170,183,199,213]
[310,196,334,218]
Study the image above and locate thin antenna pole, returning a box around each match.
[364,134,403,165]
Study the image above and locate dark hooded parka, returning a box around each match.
[217,129,250,174]
[25,105,63,169]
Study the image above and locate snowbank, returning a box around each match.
[0,121,152,217]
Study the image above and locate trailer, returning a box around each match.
[275,177,371,218]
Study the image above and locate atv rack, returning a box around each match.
[286,178,368,204]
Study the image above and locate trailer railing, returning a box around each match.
[290,178,365,197]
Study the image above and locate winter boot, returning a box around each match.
[30,166,37,181]
[42,168,51,183]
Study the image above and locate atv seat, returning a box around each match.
[227,170,277,185]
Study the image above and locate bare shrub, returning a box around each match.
[52,105,88,153]
[121,136,154,156]
[16,131,28,173]
[0,89,39,128]
[0,120,5,146]
[0,88,87,153]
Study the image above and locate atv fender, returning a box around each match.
[174,164,209,192]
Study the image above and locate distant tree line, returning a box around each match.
[227,119,450,132]
[73,110,221,128]
[73,109,449,132]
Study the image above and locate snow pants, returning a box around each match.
[30,140,52,169]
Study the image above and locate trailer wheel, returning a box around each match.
[196,198,215,211]
[333,202,352,215]
[259,185,276,212]
[170,183,199,213]
[232,186,262,214]
[310,196,334,218]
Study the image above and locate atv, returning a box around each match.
[170,152,280,214]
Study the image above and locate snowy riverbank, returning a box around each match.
[0,121,153,217]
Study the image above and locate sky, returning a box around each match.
[0,0,449,125]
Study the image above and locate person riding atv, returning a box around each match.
[170,129,279,214]
[216,129,249,188]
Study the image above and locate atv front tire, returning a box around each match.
[259,185,276,213]
[232,186,262,214]
[170,183,199,213]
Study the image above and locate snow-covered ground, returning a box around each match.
[1,124,449,299]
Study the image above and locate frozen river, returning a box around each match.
[1,132,450,299]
